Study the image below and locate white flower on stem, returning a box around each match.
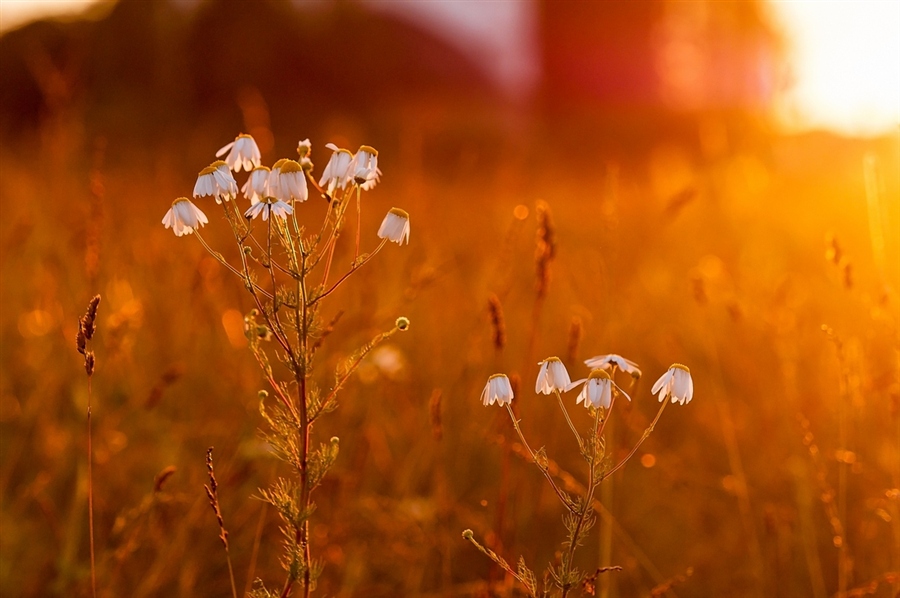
[267,159,308,203]
[651,364,694,405]
[575,369,631,410]
[242,166,270,204]
[297,138,313,169]
[583,354,642,379]
[319,143,353,194]
[216,133,261,173]
[244,197,293,221]
[349,145,380,190]
[193,161,237,203]
[535,357,572,395]
[481,374,514,407]
[377,208,410,245]
[162,197,208,237]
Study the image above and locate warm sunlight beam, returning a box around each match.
[771,0,900,137]
[0,0,102,33]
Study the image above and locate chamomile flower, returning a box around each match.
[297,138,313,170]
[651,364,694,405]
[319,143,353,194]
[583,354,642,379]
[193,161,237,203]
[244,197,293,221]
[216,133,261,173]
[535,357,572,395]
[349,145,380,190]
[481,374,514,407]
[267,159,308,203]
[242,166,270,204]
[377,208,410,245]
[162,198,208,236]
[575,369,631,410]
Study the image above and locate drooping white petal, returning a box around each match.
[377,208,410,245]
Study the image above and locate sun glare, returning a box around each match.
[770,0,900,137]
[0,0,103,33]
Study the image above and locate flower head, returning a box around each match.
[267,159,308,203]
[162,198,208,236]
[481,373,514,407]
[535,357,572,395]
[244,197,293,221]
[242,166,270,204]
[193,161,237,203]
[319,143,354,195]
[583,354,642,379]
[575,369,631,409]
[651,364,694,405]
[216,133,262,173]
[377,208,410,245]
[297,138,312,158]
[349,145,381,190]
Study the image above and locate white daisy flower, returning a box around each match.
[244,197,293,221]
[242,166,270,204]
[481,373,514,407]
[349,145,381,190]
[651,364,694,405]
[377,208,410,245]
[583,354,642,379]
[575,369,631,410]
[162,198,208,237]
[193,161,237,203]
[535,357,572,395]
[297,138,313,170]
[267,159,308,203]
[216,133,262,173]
[319,143,353,194]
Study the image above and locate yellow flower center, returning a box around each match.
[172,197,190,207]
[671,363,690,373]
[388,207,409,219]
[358,145,378,155]
[210,160,228,168]
[279,160,303,174]
[588,369,611,380]
[488,373,507,381]
[198,166,217,176]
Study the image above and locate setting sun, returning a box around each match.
[771,0,900,136]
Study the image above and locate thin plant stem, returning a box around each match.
[600,400,669,482]
[354,185,361,260]
[560,408,601,598]
[87,376,96,598]
[596,394,616,444]
[245,502,268,598]
[554,389,582,449]
[312,239,386,306]
[194,232,275,301]
[505,404,574,512]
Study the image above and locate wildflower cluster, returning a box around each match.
[163,133,410,597]
[467,355,693,597]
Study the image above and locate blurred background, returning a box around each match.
[1,1,898,596]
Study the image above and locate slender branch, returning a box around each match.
[554,389,583,449]
[596,394,616,445]
[311,239,386,306]
[506,404,575,512]
[599,400,669,482]
[194,232,275,301]
[560,409,601,598]
[87,376,96,598]
[354,185,362,260]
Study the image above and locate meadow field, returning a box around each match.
[1,11,899,594]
